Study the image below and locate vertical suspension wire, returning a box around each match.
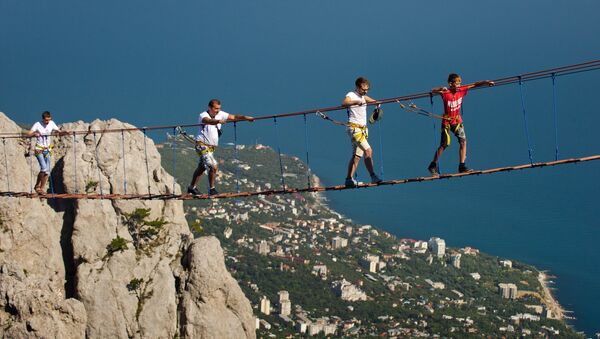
[121,130,127,194]
[233,122,241,193]
[273,117,286,190]
[551,73,559,161]
[92,132,104,198]
[28,143,34,194]
[72,132,79,193]
[2,138,10,193]
[430,93,436,148]
[171,127,177,195]
[430,92,441,172]
[302,114,312,188]
[142,128,152,197]
[48,150,55,198]
[376,113,385,181]
[518,76,535,165]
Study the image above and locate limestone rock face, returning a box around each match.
[179,237,256,339]
[0,112,255,339]
[0,263,87,339]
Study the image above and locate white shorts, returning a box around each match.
[196,145,218,170]
[347,126,371,157]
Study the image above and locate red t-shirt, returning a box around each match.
[440,87,469,126]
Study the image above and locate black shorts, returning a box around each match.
[440,123,466,147]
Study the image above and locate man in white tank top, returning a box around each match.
[342,77,382,187]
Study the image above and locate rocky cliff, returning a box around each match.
[0,112,255,339]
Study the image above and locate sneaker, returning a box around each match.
[458,164,473,173]
[345,178,358,188]
[370,174,382,184]
[187,186,201,195]
[209,187,219,195]
[428,162,439,177]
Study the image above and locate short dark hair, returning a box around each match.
[447,73,461,83]
[41,111,52,119]
[208,99,221,108]
[355,77,369,88]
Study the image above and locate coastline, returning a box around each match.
[538,271,564,320]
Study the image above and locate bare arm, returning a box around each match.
[52,128,69,137]
[431,86,448,94]
[466,80,495,89]
[227,114,255,122]
[201,116,227,125]
[342,96,363,107]
[24,130,40,137]
[364,95,378,104]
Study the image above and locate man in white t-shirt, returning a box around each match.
[342,77,382,188]
[187,99,254,196]
[25,111,66,194]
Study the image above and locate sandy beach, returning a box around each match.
[538,271,564,320]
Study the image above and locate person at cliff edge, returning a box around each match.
[26,111,67,194]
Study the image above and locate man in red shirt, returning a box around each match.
[427,73,494,176]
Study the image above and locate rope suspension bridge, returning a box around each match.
[1,60,599,201]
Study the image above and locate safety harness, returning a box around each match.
[34,143,54,157]
[316,111,369,143]
[175,126,216,156]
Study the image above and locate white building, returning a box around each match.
[449,253,461,268]
[470,272,481,280]
[295,321,308,334]
[414,240,428,250]
[500,260,513,268]
[308,322,323,336]
[223,227,233,239]
[260,296,271,315]
[278,290,291,316]
[360,254,380,273]
[425,279,445,289]
[331,236,348,249]
[257,240,270,255]
[428,237,446,258]
[323,324,336,336]
[498,283,518,299]
[312,264,328,279]
[332,279,367,301]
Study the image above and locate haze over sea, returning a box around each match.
[1,1,599,335]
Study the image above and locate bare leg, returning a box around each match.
[363,148,375,176]
[459,140,467,164]
[34,172,44,192]
[346,155,361,179]
[432,145,446,163]
[208,165,218,188]
[189,164,205,187]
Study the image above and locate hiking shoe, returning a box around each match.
[209,187,219,195]
[370,174,382,184]
[458,164,473,173]
[428,162,440,177]
[345,178,358,188]
[187,186,201,195]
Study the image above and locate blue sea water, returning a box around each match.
[1,0,599,334]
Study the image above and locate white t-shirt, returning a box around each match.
[196,111,230,146]
[30,121,59,148]
[345,91,367,126]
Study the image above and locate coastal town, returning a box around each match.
[159,140,581,338]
